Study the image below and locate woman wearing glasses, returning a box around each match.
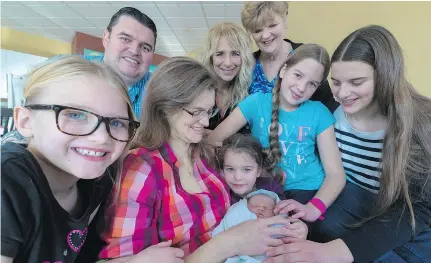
[1,56,139,263]
[98,57,292,263]
[98,56,229,261]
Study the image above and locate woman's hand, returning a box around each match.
[263,239,354,263]
[274,199,321,222]
[221,215,293,257]
[286,218,308,240]
[132,240,184,263]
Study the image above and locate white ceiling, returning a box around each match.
[1,1,244,57]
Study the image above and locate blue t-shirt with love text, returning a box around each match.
[238,92,335,190]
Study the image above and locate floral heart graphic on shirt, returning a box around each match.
[66,227,88,252]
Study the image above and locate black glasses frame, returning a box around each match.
[25,104,140,142]
[182,107,217,120]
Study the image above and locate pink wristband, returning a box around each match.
[308,198,327,220]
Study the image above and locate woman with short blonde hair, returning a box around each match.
[241,1,338,112]
[241,1,289,34]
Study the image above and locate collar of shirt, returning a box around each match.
[128,80,145,102]
[84,54,151,91]
[84,54,151,117]
[159,142,178,167]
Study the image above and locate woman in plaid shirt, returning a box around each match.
[99,57,292,263]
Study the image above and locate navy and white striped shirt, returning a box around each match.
[333,107,385,193]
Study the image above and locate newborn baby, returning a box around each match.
[247,193,277,219]
[212,189,290,263]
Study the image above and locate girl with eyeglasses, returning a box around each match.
[1,56,142,263]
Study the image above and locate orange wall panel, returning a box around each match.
[72,32,168,66]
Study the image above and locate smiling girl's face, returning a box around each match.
[223,149,262,197]
[278,58,324,111]
[330,61,376,115]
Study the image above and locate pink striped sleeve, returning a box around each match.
[99,152,161,259]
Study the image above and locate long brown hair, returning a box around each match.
[268,44,330,183]
[332,25,431,231]
[133,56,219,166]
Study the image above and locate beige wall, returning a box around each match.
[1,27,72,57]
[189,2,431,97]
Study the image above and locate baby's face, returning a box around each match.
[247,194,276,218]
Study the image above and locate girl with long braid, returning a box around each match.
[208,44,346,222]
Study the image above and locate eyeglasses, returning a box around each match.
[25,104,140,142]
[182,107,217,121]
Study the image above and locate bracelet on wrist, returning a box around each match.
[308,197,327,220]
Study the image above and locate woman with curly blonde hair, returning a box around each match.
[201,22,254,132]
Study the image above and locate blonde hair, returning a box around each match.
[241,1,289,33]
[22,55,135,200]
[201,22,254,110]
[134,56,219,166]
[269,44,330,183]
[332,25,431,233]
